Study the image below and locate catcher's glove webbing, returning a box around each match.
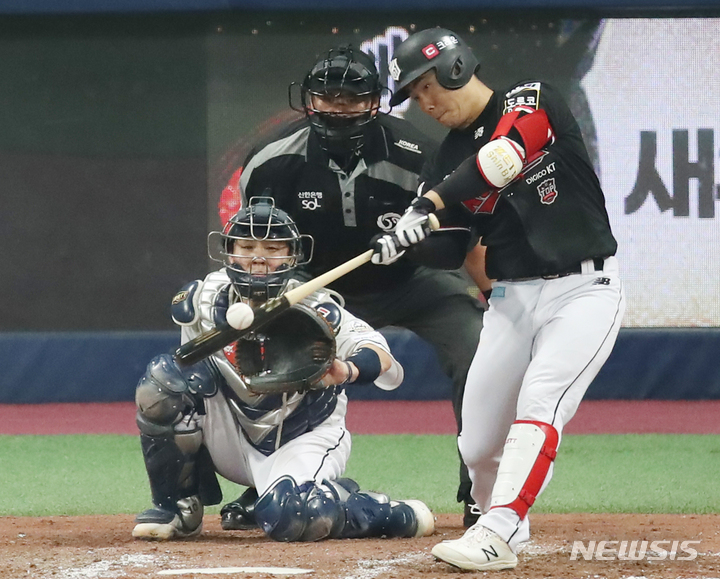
[232,303,336,395]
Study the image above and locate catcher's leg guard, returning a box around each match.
[489,420,559,518]
[135,354,223,512]
[254,476,344,542]
[220,487,259,530]
[324,479,434,539]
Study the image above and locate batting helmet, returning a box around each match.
[388,28,480,107]
[291,45,383,155]
[209,197,313,303]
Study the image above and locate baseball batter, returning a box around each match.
[372,28,626,571]
[132,199,434,542]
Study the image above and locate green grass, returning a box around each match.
[1,434,719,517]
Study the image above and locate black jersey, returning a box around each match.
[421,81,617,281]
[239,114,436,295]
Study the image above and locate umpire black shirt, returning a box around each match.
[239,114,436,295]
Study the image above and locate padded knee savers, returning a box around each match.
[254,476,344,542]
[136,354,220,435]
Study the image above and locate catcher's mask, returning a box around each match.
[290,45,383,156]
[231,303,337,395]
[208,197,313,303]
[388,27,480,107]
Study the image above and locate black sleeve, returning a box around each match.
[433,154,492,206]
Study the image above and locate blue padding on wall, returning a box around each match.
[1,328,719,403]
[0,332,179,404]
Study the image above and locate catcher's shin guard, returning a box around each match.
[140,433,199,512]
[324,479,434,539]
[489,420,559,518]
[254,476,344,542]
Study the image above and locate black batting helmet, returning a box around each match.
[290,45,383,154]
[388,28,480,107]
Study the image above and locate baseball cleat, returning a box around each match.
[432,523,518,571]
[220,487,259,531]
[396,499,435,537]
[132,496,203,541]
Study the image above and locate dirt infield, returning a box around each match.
[1,513,718,578]
[2,401,719,578]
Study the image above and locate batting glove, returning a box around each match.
[371,234,405,265]
[394,196,436,247]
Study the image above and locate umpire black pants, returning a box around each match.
[341,266,484,505]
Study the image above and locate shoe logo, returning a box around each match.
[481,544,500,561]
[593,277,611,285]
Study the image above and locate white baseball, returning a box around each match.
[226,302,255,330]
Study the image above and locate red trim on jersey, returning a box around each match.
[492,420,559,519]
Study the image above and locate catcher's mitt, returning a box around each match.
[232,303,336,395]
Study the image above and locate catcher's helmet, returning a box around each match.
[209,197,313,303]
[388,28,480,107]
[291,45,383,155]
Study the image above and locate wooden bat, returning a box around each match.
[174,213,440,367]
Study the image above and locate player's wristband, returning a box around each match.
[347,348,382,384]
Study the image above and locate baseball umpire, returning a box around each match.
[132,198,434,542]
[220,44,488,526]
[372,28,625,570]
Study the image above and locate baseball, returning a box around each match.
[226,302,255,330]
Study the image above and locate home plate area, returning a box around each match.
[1,513,719,579]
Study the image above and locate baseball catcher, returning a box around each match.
[132,197,434,542]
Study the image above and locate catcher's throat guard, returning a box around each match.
[231,303,336,395]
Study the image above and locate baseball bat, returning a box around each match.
[173,213,440,367]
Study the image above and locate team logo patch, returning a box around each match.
[389,58,401,82]
[377,212,402,231]
[172,290,189,305]
[422,43,439,59]
[350,320,372,333]
[537,178,558,205]
[462,190,500,214]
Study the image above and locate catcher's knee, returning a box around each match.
[254,476,343,542]
[136,354,219,436]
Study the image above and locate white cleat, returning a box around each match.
[432,523,518,571]
[400,499,435,537]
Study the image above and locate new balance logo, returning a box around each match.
[570,540,700,561]
[481,544,499,561]
[593,277,611,285]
